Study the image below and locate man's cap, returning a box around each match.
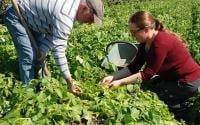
[86,0,104,26]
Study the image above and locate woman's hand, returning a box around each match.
[100,76,114,86]
[100,76,122,88]
[108,80,122,88]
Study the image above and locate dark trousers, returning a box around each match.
[142,76,200,124]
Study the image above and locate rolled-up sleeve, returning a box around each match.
[49,12,73,79]
[52,39,71,79]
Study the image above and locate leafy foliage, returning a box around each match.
[187,2,200,64]
[0,0,10,24]
[0,74,180,124]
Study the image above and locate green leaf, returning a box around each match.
[4,107,21,119]
[55,88,63,98]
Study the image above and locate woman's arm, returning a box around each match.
[118,72,142,85]
[104,72,142,88]
[112,67,133,81]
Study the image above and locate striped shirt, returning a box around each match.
[18,0,80,79]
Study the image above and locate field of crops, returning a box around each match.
[0,0,200,124]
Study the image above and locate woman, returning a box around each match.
[101,11,200,123]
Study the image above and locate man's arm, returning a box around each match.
[51,40,71,80]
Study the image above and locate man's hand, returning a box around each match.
[67,78,82,95]
[37,50,46,65]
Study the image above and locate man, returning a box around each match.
[3,0,104,94]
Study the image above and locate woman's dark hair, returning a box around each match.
[129,11,187,46]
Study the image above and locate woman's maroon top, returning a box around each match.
[128,31,200,84]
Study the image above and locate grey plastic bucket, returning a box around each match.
[101,41,139,69]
